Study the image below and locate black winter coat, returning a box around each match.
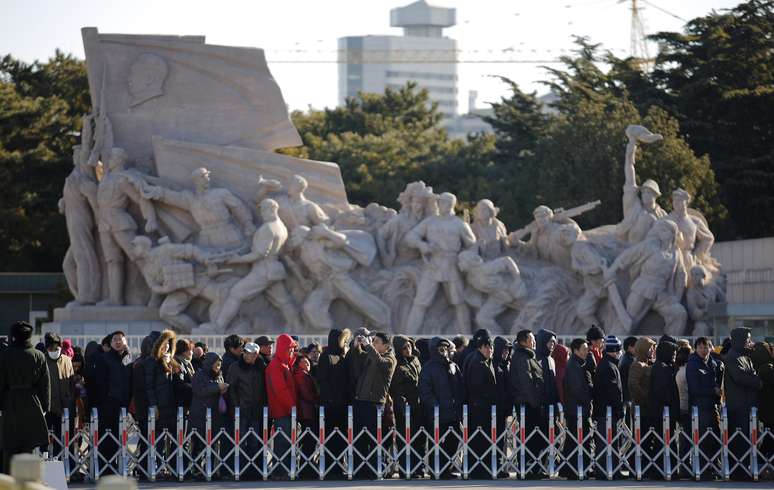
[0,340,50,449]
[648,342,679,421]
[96,349,132,406]
[509,345,544,409]
[317,330,352,410]
[418,338,465,424]
[564,354,593,418]
[390,336,421,416]
[619,351,635,402]
[145,359,178,418]
[723,328,762,416]
[132,356,153,420]
[464,351,498,411]
[686,352,720,414]
[227,356,266,421]
[593,355,623,419]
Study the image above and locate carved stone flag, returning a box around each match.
[81,27,303,165]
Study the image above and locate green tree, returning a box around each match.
[0,52,89,271]
[482,39,726,232]
[646,0,774,238]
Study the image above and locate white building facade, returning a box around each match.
[338,0,458,117]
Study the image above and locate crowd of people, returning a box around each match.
[0,320,772,481]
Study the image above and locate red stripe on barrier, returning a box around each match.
[151,431,155,445]
[377,427,382,444]
[463,427,468,443]
[405,427,411,444]
[491,427,497,442]
[434,427,439,443]
[607,427,612,444]
[348,427,353,444]
[319,427,325,442]
[122,430,127,446]
[65,431,70,447]
[520,426,525,443]
[693,429,699,445]
[664,428,670,445]
[751,429,757,445]
[235,429,240,444]
[549,427,554,444]
[207,429,211,445]
[635,428,640,444]
[179,430,183,445]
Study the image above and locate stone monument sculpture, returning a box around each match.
[403,192,477,335]
[203,199,301,333]
[60,140,101,306]
[46,28,729,339]
[288,224,391,332]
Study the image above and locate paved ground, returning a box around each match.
[71,478,768,490]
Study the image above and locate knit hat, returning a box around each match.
[605,335,623,352]
[586,325,605,342]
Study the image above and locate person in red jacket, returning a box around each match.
[265,333,298,480]
[552,342,569,405]
[293,355,320,478]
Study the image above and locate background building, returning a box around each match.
[338,0,458,117]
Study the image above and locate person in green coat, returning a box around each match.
[0,321,50,470]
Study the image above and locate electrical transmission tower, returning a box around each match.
[621,0,651,69]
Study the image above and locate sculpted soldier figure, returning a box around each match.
[288,223,391,331]
[458,250,528,332]
[470,199,509,260]
[286,174,329,228]
[686,265,726,336]
[565,223,617,328]
[142,167,255,252]
[205,199,302,332]
[404,192,477,334]
[665,188,715,270]
[604,219,688,335]
[97,147,159,305]
[376,181,434,267]
[616,125,667,244]
[130,235,231,333]
[60,143,101,306]
[510,205,579,269]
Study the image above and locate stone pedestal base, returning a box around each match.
[44,305,167,337]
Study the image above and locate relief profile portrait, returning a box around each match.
[128,53,168,107]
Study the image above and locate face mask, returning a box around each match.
[48,348,62,360]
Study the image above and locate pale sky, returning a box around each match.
[1,0,741,113]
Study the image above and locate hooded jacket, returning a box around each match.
[266,334,298,419]
[552,343,569,404]
[418,337,465,424]
[686,351,720,413]
[628,337,655,412]
[190,352,225,432]
[751,342,773,426]
[317,328,351,409]
[723,328,761,414]
[649,341,679,420]
[509,343,544,409]
[593,354,623,419]
[619,349,635,402]
[145,330,180,418]
[536,329,559,406]
[389,335,421,415]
